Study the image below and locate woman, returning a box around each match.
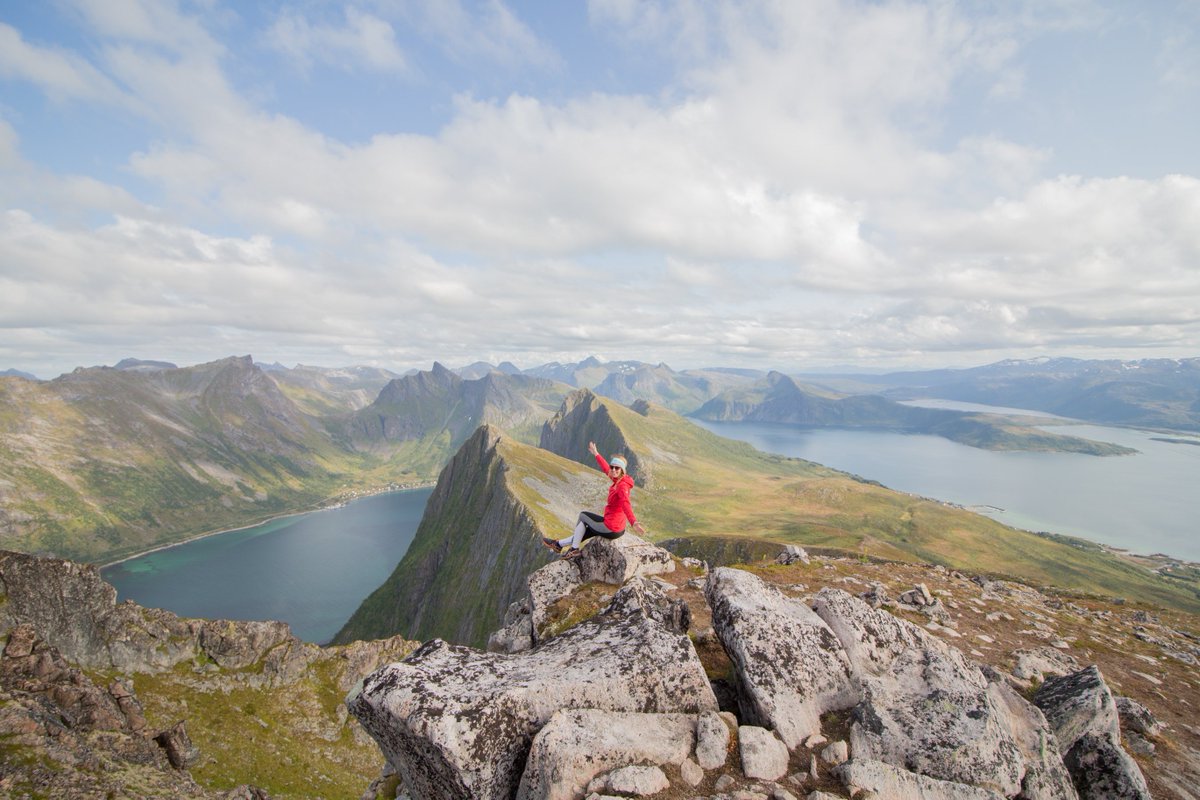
[543,441,646,559]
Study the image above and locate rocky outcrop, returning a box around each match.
[0,550,319,680]
[698,567,1079,799]
[517,710,697,800]
[0,621,214,798]
[358,555,1172,799]
[812,586,1077,799]
[1,548,419,798]
[1035,666,1152,799]
[489,533,677,653]
[704,567,857,748]
[347,579,717,800]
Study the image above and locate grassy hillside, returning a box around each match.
[0,360,377,562]
[591,398,1199,613]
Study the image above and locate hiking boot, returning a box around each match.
[541,536,562,554]
[560,547,582,560]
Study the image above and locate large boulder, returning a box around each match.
[347,579,717,800]
[812,587,1077,799]
[516,709,695,800]
[489,535,676,653]
[1034,667,1151,800]
[834,758,1007,800]
[575,532,675,585]
[704,567,857,747]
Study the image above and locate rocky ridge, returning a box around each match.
[349,536,1200,800]
[331,425,603,648]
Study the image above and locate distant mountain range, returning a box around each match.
[0,358,567,561]
[691,371,1135,455]
[803,357,1200,432]
[3,353,1196,562]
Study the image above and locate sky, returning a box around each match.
[1,0,1199,379]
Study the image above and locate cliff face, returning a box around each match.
[539,388,645,484]
[331,424,596,648]
[349,363,569,447]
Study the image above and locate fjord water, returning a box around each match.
[694,412,1200,562]
[102,489,432,644]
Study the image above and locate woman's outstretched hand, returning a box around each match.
[633,521,647,535]
[587,441,599,457]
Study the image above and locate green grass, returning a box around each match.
[592,400,1200,614]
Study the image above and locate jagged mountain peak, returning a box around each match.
[540,389,644,483]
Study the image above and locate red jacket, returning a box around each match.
[595,453,637,532]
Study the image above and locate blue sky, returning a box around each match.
[1,0,1198,379]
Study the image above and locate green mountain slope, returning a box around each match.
[0,359,576,564]
[331,425,589,647]
[0,357,373,562]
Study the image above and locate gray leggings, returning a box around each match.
[558,511,625,549]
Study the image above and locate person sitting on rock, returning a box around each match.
[543,441,646,559]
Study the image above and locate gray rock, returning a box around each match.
[1062,733,1152,800]
[776,545,810,565]
[812,587,1075,799]
[1034,667,1120,755]
[705,568,857,747]
[487,607,534,653]
[1114,696,1163,739]
[517,710,694,800]
[1012,647,1082,684]
[576,533,676,584]
[697,710,732,770]
[680,757,704,786]
[834,758,1006,799]
[603,764,670,796]
[0,550,321,682]
[348,579,717,800]
[820,740,848,766]
[489,537,677,653]
[154,720,201,769]
[897,583,934,607]
[860,582,889,609]
[1035,667,1151,799]
[740,726,789,781]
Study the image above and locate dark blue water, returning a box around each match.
[102,489,432,644]
[693,415,1200,562]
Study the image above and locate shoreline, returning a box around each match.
[99,482,436,569]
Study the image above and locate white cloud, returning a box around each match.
[266,7,408,74]
[413,0,558,68]
[2,0,1198,375]
[0,22,132,107]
